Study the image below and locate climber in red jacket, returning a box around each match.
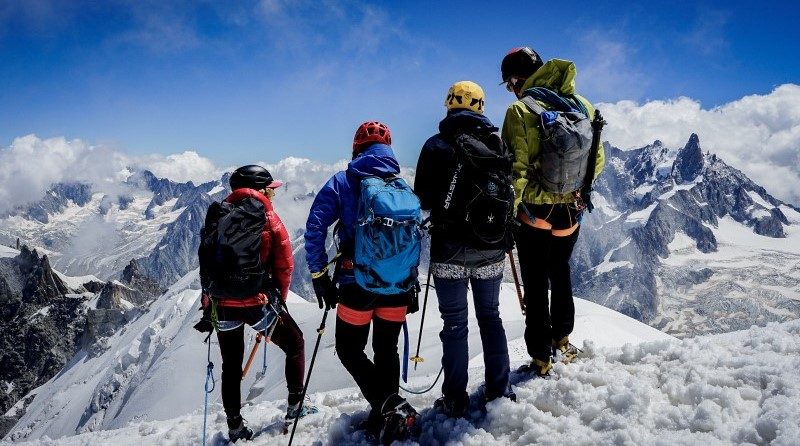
[198,165,313,442]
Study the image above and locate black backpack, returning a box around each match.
[198,198,269,298]
[439,132,515,245]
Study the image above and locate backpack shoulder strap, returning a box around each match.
[520,95,547,115]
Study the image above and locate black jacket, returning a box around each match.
[414,110,511,267]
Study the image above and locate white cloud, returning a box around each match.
[137,151,221,185]
[600,83,800,205]
[0,135,223,213]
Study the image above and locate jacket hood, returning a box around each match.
[439,110,498,136]
[522,58,578,96]
[347,143,400,178]
[225,188,273,211]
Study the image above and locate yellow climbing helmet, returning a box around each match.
[444,81,485,114]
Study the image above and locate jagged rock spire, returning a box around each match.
[672,133,704,184]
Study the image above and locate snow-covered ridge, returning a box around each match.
[9,303,800,444]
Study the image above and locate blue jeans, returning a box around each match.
[435,274,511,401]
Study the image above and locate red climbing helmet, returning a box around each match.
[352,121,392,155]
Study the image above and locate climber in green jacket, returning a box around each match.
[500,47,605,376]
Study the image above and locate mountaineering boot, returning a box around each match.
[356,407,383,442]
[227,415,254,443]
[552,337,580,363]
[433,392,469,418]
[285,399,319,421]
[484,390,517,404]
[379,393,419,445]
[517,357,553,377]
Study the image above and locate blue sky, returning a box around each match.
[1,0,797,168]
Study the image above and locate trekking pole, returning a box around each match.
[410,268,432,371]
[507,250,526,315]
[201,331,216,446]
[241,332,263,380]
[288,308,329,446]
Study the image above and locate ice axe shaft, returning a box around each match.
[508,250,526,315]
[241,332,263,379]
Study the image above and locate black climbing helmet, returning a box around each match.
[500,47,544,82]
[229,165,282,190]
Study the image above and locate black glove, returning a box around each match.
[407,281,421,314]
[193,302,214,333]
[312,274,338,310]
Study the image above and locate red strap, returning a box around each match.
[215,294,267,308]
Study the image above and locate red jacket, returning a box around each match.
[215,188,294,307]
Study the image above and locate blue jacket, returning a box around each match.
[305,143,401,284]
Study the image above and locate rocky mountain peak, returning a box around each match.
[121,258,143,283]
[15,246,69,303]
[15,182,93,224]
[120,259,162,298]
[0,246,87,435]
[672,133,704,184]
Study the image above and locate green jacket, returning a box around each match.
[501,59,605,210]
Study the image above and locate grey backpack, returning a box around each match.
[520,88,593,194]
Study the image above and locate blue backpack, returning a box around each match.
[354,176,422,295]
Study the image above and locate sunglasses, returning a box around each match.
[505,77,525,92]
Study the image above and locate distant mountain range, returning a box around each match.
[2,136,798,338]
[574,134,800,336]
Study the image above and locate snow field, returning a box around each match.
[10,319,799,445]
[6,264,799,446]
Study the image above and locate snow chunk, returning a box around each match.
[207,185,224,196]
[633,182,655,198]
[0,244,17,258]
[626,202,658,225]
[54,270,101,290]
[747,190,774,209]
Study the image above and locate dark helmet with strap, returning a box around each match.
[500,46,543,82]
[229,165,282,190]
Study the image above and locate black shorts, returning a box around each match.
[524,203,583,231]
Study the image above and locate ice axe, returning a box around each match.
[241,332,263,380]
[241,314,280,380]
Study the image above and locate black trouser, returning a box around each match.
[217,309,305,422]
[515,224,580,362]
[335,315,403,413]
